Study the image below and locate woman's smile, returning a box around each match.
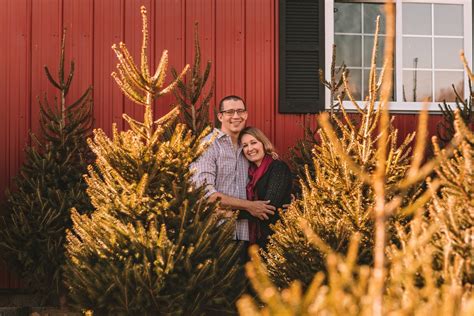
[241,134,265,166]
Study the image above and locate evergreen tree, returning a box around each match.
[236,7,473,314]
[430,58,474,285]
[0,30,93,305]
[172,22,214,136]
[437,58,474,147]
[263,20,415,289]
[237,216,474,315]
[289,44,347,191]
[64,6,243,315]
[236,113,474,316]
[288,123,319,193]
[431,110,474,284]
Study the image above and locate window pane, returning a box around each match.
[344,68,362,101]
[434,38,463,69]
[434,4,463,36]
[403,37,432,69]
[403,3,431,35]
[364,35,386,68]
[403,70,432,102]
[435,71,464,102]
[335,35,362,67]
[363,4,385,34]
[363,69,395,101]
[335,3,361,33]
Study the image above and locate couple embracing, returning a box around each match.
[193,95,293,259]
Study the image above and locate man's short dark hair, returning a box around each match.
[219,95,246,112]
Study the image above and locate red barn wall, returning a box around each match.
[0,0,442,289]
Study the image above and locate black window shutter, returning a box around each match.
[279,0,325,113]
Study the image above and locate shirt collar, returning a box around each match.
[213,128,228,139]
[214,128,245,153]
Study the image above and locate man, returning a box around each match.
[192,95,275,243]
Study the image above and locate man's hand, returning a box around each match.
[245,200,276,220]
[215,208,234,218]
[208,193,276,220]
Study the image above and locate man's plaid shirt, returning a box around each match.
[191,128,249,241]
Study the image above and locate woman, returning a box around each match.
[238,126,293,250]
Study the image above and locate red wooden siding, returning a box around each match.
[0,0,31,291]
[0,0,443,289]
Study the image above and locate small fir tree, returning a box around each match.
[236,6,473,314]
[322,44,348,116]
[437,53,474,147]
[0,30,93,305]
[430,59,474,285]
[288,124,319,193]
[64,6,243,315]
[172,22,214,136]
[289,44,347,190]
[263,17,415,289]
[236,114,473,316]
[431,110,474,284]
[237,216,474,315]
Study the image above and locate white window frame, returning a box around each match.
[325,0,472,113]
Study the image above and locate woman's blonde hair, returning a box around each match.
[238,126,277,157]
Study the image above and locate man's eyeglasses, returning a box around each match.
[220,109,247,117]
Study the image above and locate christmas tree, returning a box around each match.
[236,6,473,314]
[64,6,243,315]
[289,44,347,192]
[237,112,474,314]
[263,16,415,288]
[0,30,93,305]
[437,53,474,147]
[237,214,474,315]
[171,22,214,136]
[431,111,474,284]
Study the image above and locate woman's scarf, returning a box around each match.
[246,154,274,244]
